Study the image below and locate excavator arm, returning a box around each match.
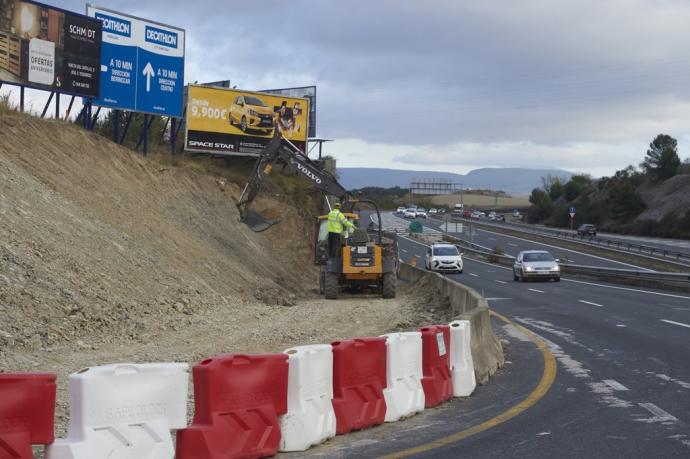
[236,130,349,231]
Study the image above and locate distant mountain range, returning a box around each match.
[338,167,573,195]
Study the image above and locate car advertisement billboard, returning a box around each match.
[0,0,101,96]
[185,85,309,155]
[87,5,185,117]
[260,86,316,138]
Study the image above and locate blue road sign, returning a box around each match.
[569,206,576,214]
[87,6,185,117]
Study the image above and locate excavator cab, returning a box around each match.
[315,200,399,299]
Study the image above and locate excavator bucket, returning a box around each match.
[241,209,280,232]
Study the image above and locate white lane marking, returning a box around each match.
[502,324,530,342]
[486,297,512,301]
[469,273,479,277]
[579,300,604,308]
[528,288,545,293]
[637,403,678,423]
[562,278,690,300]
[654,374,690,390]
[508,243,518,247]
[659,319,690,329]
[603,379,629,391]
[400,235,432,248]
[495,280,507,284]
[474,227,653,271]
[616,324,627,328]
[401,249,409,253]
[488,237,496,241]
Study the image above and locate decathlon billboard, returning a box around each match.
[0,0,101,96]
[185,85,309,156]
[87,5,185,117]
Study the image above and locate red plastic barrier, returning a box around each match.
[331,337,387,434]
[420,325,453,407]
[175,354,288,459]
[0,373,56,459]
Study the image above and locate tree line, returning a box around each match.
[528,134,690,238]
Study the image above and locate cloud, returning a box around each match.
[37,0,690,177]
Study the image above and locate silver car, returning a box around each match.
[426,243,464,274]
[513,250,560,282]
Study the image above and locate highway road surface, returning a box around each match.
[379,213,654,270]
[323,212,690,458]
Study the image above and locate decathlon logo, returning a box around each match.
[145,25,178,48]
[96,13,131,38]
[296,163,322,184]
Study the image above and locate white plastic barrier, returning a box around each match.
[278,344,336,452]
[449,320,477,397]
[380,332,425,422]
[46,362,188,459]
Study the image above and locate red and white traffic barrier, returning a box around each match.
[2,320,479,458]
[279,344,337,452]
[450,320,477,397]
[46,363,188,459]
[381,332,425,422]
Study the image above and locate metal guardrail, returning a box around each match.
[443,234,690,285]
[446,216,690,266]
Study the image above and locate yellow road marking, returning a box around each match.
[379,310,557,458]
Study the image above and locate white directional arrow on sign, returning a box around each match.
[142,62,155,92]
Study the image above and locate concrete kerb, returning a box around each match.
[399,264,504,384]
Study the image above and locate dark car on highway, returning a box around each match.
[577,224,597,237]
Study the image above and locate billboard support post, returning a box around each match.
[121,112,133,144]
[65,96,75,120]
[171,118,177,157]
[19,86,24,113]
[55,93,60,119]
[143,115,149,156]
[91,106,102,130]
[87,101,94,130]
[114,110,120,143]
[40,92,54,119]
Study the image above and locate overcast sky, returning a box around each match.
[24,1,690,176]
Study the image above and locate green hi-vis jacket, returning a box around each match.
[327,209,355,234]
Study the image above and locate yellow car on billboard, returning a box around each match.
[229,94,275,134]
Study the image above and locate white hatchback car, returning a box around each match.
[403,208,417,218]
[425,243,463,274]
[396,206,406,214]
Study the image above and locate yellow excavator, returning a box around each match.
[236,131,398,299]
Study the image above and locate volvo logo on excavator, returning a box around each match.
[296,163,322,185]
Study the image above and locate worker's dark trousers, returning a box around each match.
[328,232,341,258]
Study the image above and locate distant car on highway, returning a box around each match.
[425,243,463,274]
[494,214,506,222]
[428,208,438,214]
[403,208,417,218]
[396,206,406,214]
[577,224,597,237]
[416,208,428,219]
[513,250,560,282]
[463,210,472,218]
[488,211,497,220]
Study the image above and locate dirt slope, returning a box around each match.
[0,115,316,350]
[0,115,449,437]
[637,173,690,221]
